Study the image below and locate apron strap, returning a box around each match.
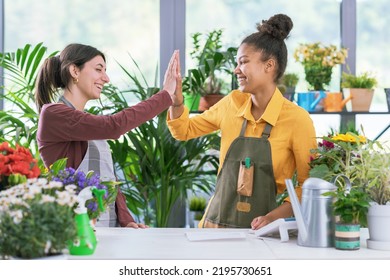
[239,119,248,137]
[261,123,272,139]
[239,119,273,138]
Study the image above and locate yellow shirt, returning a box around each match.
[167,89,317,201]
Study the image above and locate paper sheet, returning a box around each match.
[185,232,246,241]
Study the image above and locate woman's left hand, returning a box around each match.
[126,222,149,229]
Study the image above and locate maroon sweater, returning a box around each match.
[37,90,172,226]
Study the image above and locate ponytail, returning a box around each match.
[35,55,64,112]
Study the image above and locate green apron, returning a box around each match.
[204,119,277,228]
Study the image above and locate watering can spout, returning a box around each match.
[285,179,308,242]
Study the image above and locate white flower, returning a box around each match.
[64,184,77,193]
[10,210,23,224]
[28,186,42,196]
[40,195,55,203]
[55,190,77,207]
[46,181,63,189]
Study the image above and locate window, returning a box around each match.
[4,0,159,94]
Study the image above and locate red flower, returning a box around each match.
[0,142,41,186]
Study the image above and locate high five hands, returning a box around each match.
[163,50,183,107]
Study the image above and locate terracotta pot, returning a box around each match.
[198,94,225,111]
[349,88,374,111]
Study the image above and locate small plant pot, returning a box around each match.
[189,211,204,228]
[335,223,360,250]
[183,92,201,112]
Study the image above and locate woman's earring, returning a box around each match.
[73,77,79,84]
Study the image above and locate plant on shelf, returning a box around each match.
[183,29,237,111]
[341,71,377,112]
[341,71,377,89]
[0,178,78,259]
[294,42,348,91]
[278,72,299,101]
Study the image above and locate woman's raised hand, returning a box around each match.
[163,50,183,106]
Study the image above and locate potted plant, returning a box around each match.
[310,129,390,250]
[188,196,207,228]
[183,29,237,111]
[294,42,348,91]
[341,71,377,111]
[0,178,78,259]
[325,176,370,250]
[278,72,299,101]
[347,139,390,250]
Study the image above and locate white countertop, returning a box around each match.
[69,227,390,260]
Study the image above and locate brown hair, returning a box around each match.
[34,43,106,112]
[241,14,293,83]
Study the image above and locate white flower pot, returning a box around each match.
[367,204,390,250]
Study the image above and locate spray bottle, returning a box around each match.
[69,186,106,255]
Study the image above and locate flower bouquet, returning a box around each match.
[0,142,41,190]
[0,178,78,259]
[46,158,119,220]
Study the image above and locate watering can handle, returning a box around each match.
[310,90,327,111]
[332,174,351,193]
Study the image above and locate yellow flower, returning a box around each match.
[331,133,367,143]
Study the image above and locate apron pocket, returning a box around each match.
[237,161,254,196]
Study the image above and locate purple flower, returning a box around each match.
[51,167,109,215]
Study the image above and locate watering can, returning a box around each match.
[296,91,326,112]
[285,178,336,247]
[323,92,351,112]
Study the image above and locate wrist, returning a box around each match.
[171,98,184,107]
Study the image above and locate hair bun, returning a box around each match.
[257,14,293,40]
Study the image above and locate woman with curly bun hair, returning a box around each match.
[168,14,317,229]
